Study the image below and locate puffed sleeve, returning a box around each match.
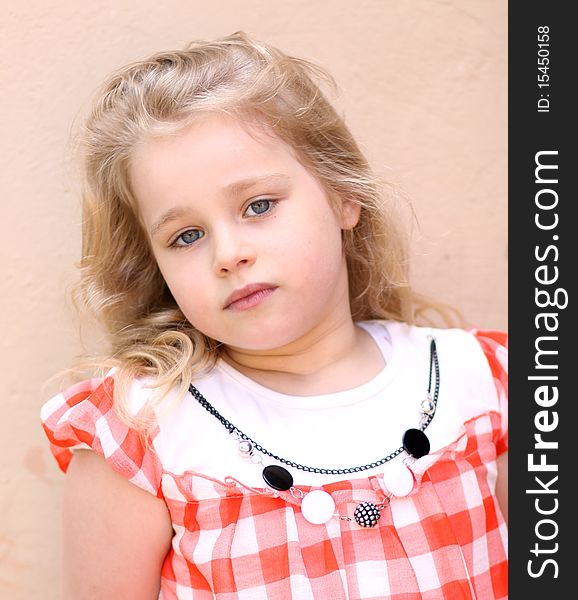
[469,329,508,455]
[40,375,164,497]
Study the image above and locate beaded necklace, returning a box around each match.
[189,336,439,527]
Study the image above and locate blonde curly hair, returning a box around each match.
[74,30,453,432]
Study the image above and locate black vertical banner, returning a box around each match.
[509,3,575,597]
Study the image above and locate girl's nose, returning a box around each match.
[212,229,256,276]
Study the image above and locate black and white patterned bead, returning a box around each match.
[353,502,381,528]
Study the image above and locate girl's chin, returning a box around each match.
[200,315,327,352]
[220,330,307,354]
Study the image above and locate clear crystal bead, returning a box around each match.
[238,440,253,457]
[250,453,263,464]
[420,398,435,415]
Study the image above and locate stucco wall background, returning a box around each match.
[0,1,506,596]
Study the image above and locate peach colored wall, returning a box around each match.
[1,1,506,597]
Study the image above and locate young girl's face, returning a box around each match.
[130,113,360,352]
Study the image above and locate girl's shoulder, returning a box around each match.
[380,318,507,402]
[362,318,507,377]
[40,372,164,497]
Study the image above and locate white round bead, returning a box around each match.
[382,464,414,497]
[301,490,336,525]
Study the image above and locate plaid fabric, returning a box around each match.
[41,330,508,599]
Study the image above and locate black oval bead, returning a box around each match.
[402,428,430,458]
[262,465,294,491]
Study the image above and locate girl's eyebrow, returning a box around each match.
[149,173,291,237]
[150,206,194,237]
[222,172,290,197]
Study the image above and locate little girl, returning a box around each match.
[41,31,507,599]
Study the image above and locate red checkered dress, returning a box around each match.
[41,329,508,599]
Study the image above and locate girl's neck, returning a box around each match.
[219,317,386,396]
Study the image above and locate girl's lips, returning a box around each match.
[224,284,278,311]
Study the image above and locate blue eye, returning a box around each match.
[245,199,274,216]
[173,229,204,247]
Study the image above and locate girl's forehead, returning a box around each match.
[132,113,296,174]
[129,113,315,222]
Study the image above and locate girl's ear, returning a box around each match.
[339,199,361,230]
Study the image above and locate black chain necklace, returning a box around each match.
[189,336,439,527]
